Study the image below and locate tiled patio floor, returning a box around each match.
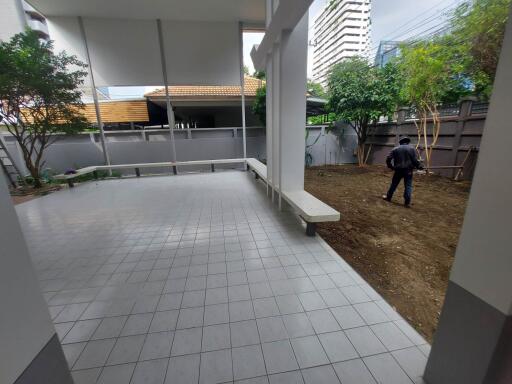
[16,171,430,384]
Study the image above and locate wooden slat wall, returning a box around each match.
[20,100,149,124]
[81,100,149,123]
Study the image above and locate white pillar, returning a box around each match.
[78,16,111,170]
[271,42,280,204]
[277,13,308,193]
[239,22,247,160]
[0,169,72,384]
[157,19,177,163]
[425,7,512,384]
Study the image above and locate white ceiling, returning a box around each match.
[27,0,266,23]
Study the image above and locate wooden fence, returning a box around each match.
[366,99,488,180]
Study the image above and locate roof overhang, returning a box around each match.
[251,0,313,71]
[26,0,266,24]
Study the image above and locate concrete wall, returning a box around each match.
[306,125,358,166]
[1,125,358,177]
[0,168,58,384]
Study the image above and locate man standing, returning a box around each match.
[383,136,423,207]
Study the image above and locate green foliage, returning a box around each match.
[252,85,267,126]
[253,70,266,80]
[307,113,336,125]
[448,0,511,99]
[0,30,88,187]
[243,65,250,75]
[307,80,326,98]
[398,42,461,110]
[327,57,401,165]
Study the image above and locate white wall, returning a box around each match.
[450,6,512,315]
[0,169,55,384]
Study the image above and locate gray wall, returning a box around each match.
[306,125,358,166]
[1,125,360,177]
[1,128,267,175]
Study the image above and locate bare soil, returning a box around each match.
[305,165,470,342]
[11,184,62,205]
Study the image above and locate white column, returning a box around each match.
[239,22,247,160]
[157,19,177,163]
[0,169,71,384]
[265,53,273,197]
[277,12,308,193]
[78,16,111,170]
[425,7,512,384]
[265,0,275,198]
[271,42,280,204]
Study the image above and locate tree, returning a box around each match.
[253,70,266,80]
[243,65,250,76]
[448,0,511,99]
[327,57,401,166]
[252,85,266,125]
[398,41,466,169]
[252,79,327,126]
[307,80,326,98]
[0,30,88,188]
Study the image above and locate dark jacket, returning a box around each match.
[386,144,422,171]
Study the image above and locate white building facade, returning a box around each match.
[0,0,50,42]
[312,0,371,87]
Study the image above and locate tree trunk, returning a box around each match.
[357,142,369,166]
[21,150,42,188]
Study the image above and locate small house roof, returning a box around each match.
[145,76,264,100]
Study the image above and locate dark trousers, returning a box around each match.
[387,169,413,205]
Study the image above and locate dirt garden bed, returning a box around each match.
[11,184,62,205]
[305,164,470,342]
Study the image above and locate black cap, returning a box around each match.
[399,136,411,145]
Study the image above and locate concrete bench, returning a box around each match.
[54,159,246,187]
[53,166,98,187]
[246,158,340,236]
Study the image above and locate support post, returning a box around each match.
[239,22,247,162]
[271,42,280,204]
[135,168,140,177]
[277,13,308,209]
[451,97,475,178]
[157,19,177,166]
[305,222,316,237]
[211,163,215,173]
[425,9,512,384]
[78,17,111,173]
[172,165,177,175]
[265,0,273,198]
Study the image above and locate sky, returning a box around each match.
[243,0,463,78]
[110,0,462,98]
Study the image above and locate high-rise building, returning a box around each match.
[0,0,49,42]
[374,40,400,67]
[312,0,372,88]
[22,1,50,42]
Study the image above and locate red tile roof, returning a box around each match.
[145,76,265,99]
